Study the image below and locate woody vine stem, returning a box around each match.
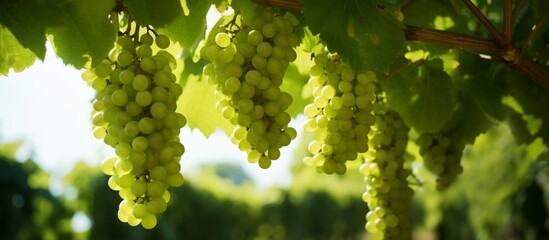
[253,0,549,91]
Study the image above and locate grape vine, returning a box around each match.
[417,112,465,190]
[201,7,299,169]
[82,13,186,229]
[360,98,413,240]
[303,53,377,175]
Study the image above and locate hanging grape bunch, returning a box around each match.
[417,112,465,190]
[82,16,186,229]
[201,7,300,169]
[360,97,413,240]
[302,53,377,175]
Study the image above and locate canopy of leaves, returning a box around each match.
[301,0,406,73]
[381,59,457,134]
[125,0,183,28]
[48,0,117,68]
[0,0,66,59]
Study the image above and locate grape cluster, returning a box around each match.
[201,7,299,169]
[82,32,186,229]
[359,100,412,240]
[417,114,465,190]
[302,54,377,174]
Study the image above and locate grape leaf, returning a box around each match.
[381,59,457,134]
[455,54,508,120]
[0,0,66,59]
[505,70,549,144]
[402,0,468,33]
[180,53,208,87]
[454,95,494,144]
[48,0,116,68]
[0,26,37,75]
[231,0,259,21]
[301,0,405,73]
[507,113,535,145]
[161,0,212,52]
[177,74,234,137]
[125,0,183,28]
[300,27,323,54]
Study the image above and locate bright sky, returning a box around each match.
[0,7,305,189]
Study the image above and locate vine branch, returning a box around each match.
[512,0,526,21]
[252,0,549,91]
[519,10,549,59]
[463,1,505,44]
[503,0,512,44]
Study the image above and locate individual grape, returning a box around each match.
[140,34,154,46]
[84,30,186,229]
[155,34,170,49]
[141,214,157,229]
[215,32,231,48]
[136,44,153,58]
[417,112,465,190]
[201,7,300,168]
[302,53,376,175]
[95,60,113,78]
[117,50,134,67]
[360,99,413,240]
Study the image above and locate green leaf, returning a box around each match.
[161,0,212,52]
[177,74,234,137]
[125,0,183,28]
[402,0,468,32]
[0,26,37,75]
[381,59,458,134]
[180,52,208,87]
[453,95,494,144]
[0,0,66,59]
[231,0,259,21]
[507,113,535,145]
[505,70,549,144]
[301,0,405,73]
[300,27,323,54]
[48,0,116,68]
[455,54,508,120]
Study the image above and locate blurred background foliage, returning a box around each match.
[1,123,549,240]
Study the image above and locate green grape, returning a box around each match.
[215,32,231,48]
[140,57,156,73]
[141,214,157,229]
[155,34,170,49]
[140,34,154,46]
[360,99,412,240]
[136,44,153,58]
[201,7,300,169]
[117,50,134,67]
[303,54,376,175]
[84,31,186,229]
[95,60,113,78]
[101,157,117,175]
[135,91,152,107]
[132,203,147,219]
[417,112,465,190]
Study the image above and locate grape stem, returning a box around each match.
[380,59,425,81]
[252,0,549,91]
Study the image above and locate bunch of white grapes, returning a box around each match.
[302,54,377,174]
[359,100,413,240]
[201,7,299,169]
[82,31,186,229]
[417,114,465,190]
